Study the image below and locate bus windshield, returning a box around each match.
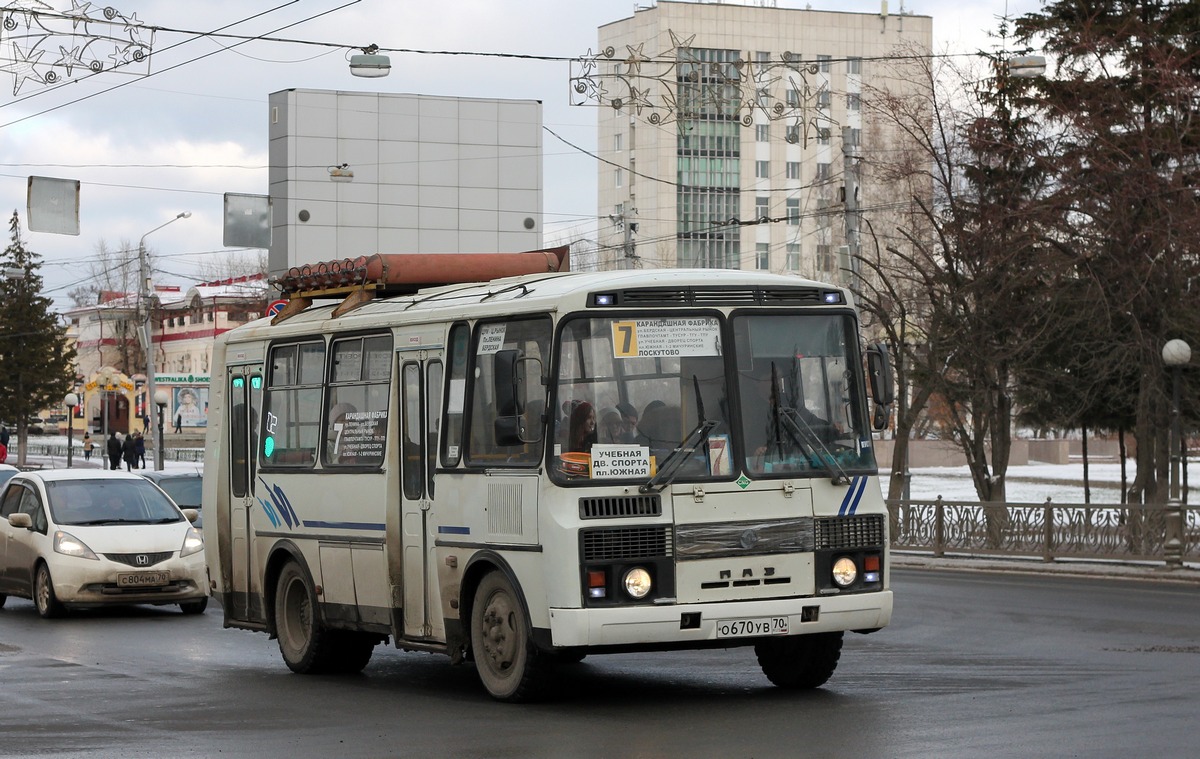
[553,315,730,484]
[551,311,876,485]
[732,312,876,477]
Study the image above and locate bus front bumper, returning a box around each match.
[547,590,892,648]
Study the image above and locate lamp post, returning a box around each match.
[154,389,169,471]
[139,212,191,473]
[64,392,79,468]
[1162,338,1191,568]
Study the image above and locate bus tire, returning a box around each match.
[275,561,338,674]
[754,631,843,689]
[35,563,65,619]
[329,631,376,674]
[470,571,551,702]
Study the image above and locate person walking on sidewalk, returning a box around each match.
[121,432,138,472]
[134,433,146,469]
[106,432,122,470]
[83,432,94,461]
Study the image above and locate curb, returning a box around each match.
[891,552,1200,585]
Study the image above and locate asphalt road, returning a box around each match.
[1,568,1197,758]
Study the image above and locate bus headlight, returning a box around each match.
[623,567,652,599]
[831,557,858,587]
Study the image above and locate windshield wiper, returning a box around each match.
[639,419,718,494]
[777,409,850,485]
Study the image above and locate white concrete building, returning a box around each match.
[595,1,931,280]
[267,89,544,278]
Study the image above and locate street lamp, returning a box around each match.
[64,392,78,468]
[139,212,191,473]
[1162,338,1191,568]
[154,389,169,471]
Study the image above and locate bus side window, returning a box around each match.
[441,322,470,467]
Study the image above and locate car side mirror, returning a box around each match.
[7,512,32,529]
[181,508,199,524]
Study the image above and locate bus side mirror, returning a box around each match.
[493,350,544,446]
[865,343,894,431]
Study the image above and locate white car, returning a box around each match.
[0,470,209,617]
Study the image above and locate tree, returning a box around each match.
[0,212,77,466]
[1017,0,1200,505]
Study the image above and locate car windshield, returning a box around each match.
[0,470,17,489]
[46,479,183,525]
[154,476,202,509]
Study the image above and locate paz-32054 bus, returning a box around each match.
[203,249,895,701]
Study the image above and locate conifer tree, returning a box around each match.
[0,211,77,465]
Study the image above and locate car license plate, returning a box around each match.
[715,616,790,638]
[117,572,170,588]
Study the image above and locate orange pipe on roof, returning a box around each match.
[274,246,570,296]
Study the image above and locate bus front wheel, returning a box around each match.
[754,631,843,689]
[470,571,551,702]
[275,561,339,674]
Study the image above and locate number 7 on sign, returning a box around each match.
[612,321,638,357]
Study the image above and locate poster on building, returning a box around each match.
[173,387,209,429]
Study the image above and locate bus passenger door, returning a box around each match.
[227,369,263,621]
[400,353,442,640]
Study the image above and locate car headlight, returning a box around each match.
[180,526,204,557]
[622,567,652,599]
[831,556,858,587]
[54,530,98,560]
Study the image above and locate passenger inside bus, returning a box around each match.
[567,401,598,453]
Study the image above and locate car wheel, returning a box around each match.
[754,631,843,689]
[470,571,552,702]
[34,563,66,619]
[274,561,338,674]
[0,593,7,609]
[179,598,208,615]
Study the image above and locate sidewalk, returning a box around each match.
[892,551,1200,585]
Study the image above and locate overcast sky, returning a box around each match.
[0,0,1042,310]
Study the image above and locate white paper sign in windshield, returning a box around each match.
[611,318,721,358]
[478,324,507,354]
[589,444,652,478]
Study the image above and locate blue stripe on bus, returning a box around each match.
[838,476,867,516]
[438,526,471,535]
[301,521,385,531]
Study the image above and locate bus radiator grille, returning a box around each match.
[581,526,673,561]
[814,514,885,550]
[579,494,662,520]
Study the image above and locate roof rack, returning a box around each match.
[268,246,569,324]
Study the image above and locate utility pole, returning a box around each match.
[608,212,639,269]
[139,212,190,470]
[842,126,862,291]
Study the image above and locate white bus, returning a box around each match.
[203,252,895,701]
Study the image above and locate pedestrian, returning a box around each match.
[106,431,122,470]
[174,412,182,434]
[0,441,7,465]
[122,432,138,472]
[0,424,8,447]
[83,432,94,461]
[135,432,146,469]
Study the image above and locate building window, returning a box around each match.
[755,196,769,220]
[786,88,800,107]
[755,51,770,63]
[847,57,862,75]
[614,133,623,151]
[816,162,831,183]
[817,54,832,73]
[786,124,800,143]
[848,93,861,111]
[786,198,800,225]
[848,128,862,146]
[756,123,769,142]
[755,160,769,179]
[817,90,831,109]
[786,161,801,180]
[817,244,834,272]
[817,127,831,145]
[615,168,623,188]
[756,243,770,270]
[786,244,800,271]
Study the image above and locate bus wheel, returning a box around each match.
[35,563,65,619]
[470,571,551,702]
[754,631,843,689]
[329,631,376,674]
[275,561,337,673]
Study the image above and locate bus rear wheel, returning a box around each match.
[275,561,340,674]
[470,571,551,702]
[754,631,843,689]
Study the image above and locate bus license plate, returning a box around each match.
[117,572,169,588]
[716,617,789,638]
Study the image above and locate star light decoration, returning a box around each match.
[0,1,154,95]
[571,30,836,147]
